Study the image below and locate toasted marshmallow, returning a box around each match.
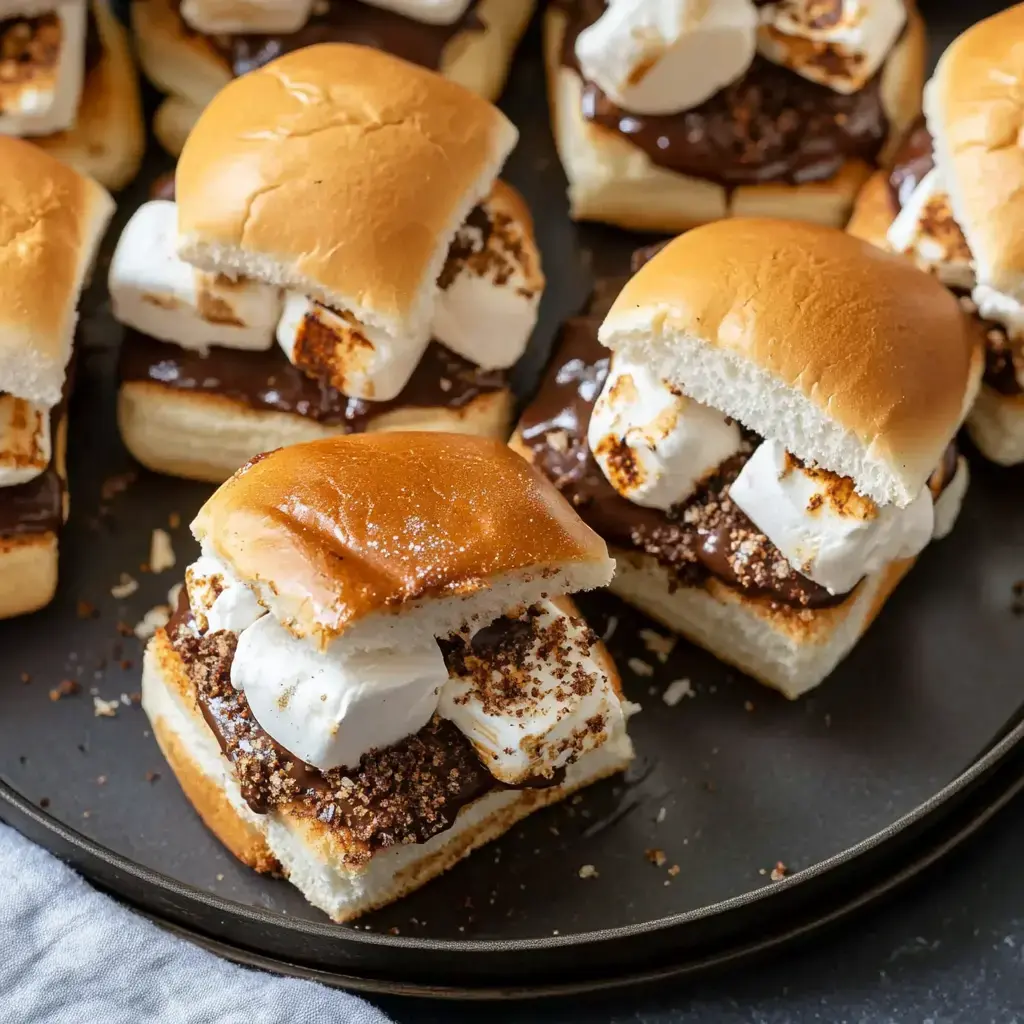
[931,455,968,542]
[575,0,758,115]
[757,0,906,95]
[231,612,449,772]
[886,168,975,291]
[972,285,1024,345]
[185,553,266,635]
[587,355,743,510]
[729,439,934,595]
[109,202,282,352]
[276,291,429,402]
[179,0,314,34]
[431,202,541,371]
[0,1,86,137]
[0,395,50,486]
[357,0,472,25]
[438,601,626,785]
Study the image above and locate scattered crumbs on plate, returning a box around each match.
[645,848,667,868]
[771,861,788,882]
[627,657,654,677]
[111,573,139,599]
[150,529,176,574]
[656,806,667,824]
[49,680,80,702]
[662,678,694,706]
[134,604,171,640]
[744,700,755,712]
[93,697,119,718]
[640,628,675,663]
[578,864,599,879]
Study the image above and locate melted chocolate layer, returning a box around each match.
[208,1,482,78]
[167,594,564,853]
[886,123,1023,396]
[517,299,845,610]
[119,332,506,428]
[559,0,888,187]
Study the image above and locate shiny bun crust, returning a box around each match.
[176,43,518,337]
[926,3,1024,301]
[601,218,974,505]
[191,432,611,644]
[0,137,114,407]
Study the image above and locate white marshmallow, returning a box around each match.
[276,291,429,402]
[179,0,314,34]
[729,439,934,595]
[231,613,449,772]
[758,0,906,94]
[886,168,975,291]
[932,455,968,542]
[185,553,266,635]
[587,355,743,510]
[438,601,626,785]
[356,0,472,26]
[431,206,541,371]
[972,285,1024,347]
[575,0,758,115]
[109,202,282,353]
[0,395,50,486]
[0,1,86,137]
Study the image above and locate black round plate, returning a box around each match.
[0,0,1021,999]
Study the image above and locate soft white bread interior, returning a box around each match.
[142,624,632,922]
[925,4,1024,303]
[175,43,518,341]
[609,549,913,700]
[133,0,534,157]
[543,4,925,233]
[117,379,515,484]
[35,0,144,191]
[192,433,615,650]
[599,219,976,507]
[0,137,113,407]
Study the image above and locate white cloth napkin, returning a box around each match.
[0,823,391,1024]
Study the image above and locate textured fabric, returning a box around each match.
[0,823,391,1024]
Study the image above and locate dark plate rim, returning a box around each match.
[3,707,1023,956]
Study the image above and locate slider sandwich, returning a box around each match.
[848,4,1024,466]
[132,0,534,157]
[109,44,542,483]
[0,137,112,617]
[142,432,634,922]
[546,0,925,233]
[512,219,980,699]
[2,0,143,189]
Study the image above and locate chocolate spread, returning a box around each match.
[119,332,506,428]
[199,1,482,79]
[558,0,889,188]
[886,121,1023,396]
[519,286,960,610]
[167,592,561,855]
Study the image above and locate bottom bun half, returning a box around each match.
[142,629,633,923]
[36,0,144,190]
[610,551,914,700]
[118,381,515,484]
[0,533,59,620]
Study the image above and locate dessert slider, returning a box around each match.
[142,432,633,922]
[0,137,112,618]
[132,0,534,157]
[109,44,542,484]
[848,4,1024,466]
[546,0,925,233]
[512,219,980,699]
[2,0,143,189]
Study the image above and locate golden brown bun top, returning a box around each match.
[0,136,114,407]
[927,4,1024,295]
[604,219,976,497]
[192,433,609,643]
[176,43,517,330]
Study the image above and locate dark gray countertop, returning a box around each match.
[375,801,1024,1022]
